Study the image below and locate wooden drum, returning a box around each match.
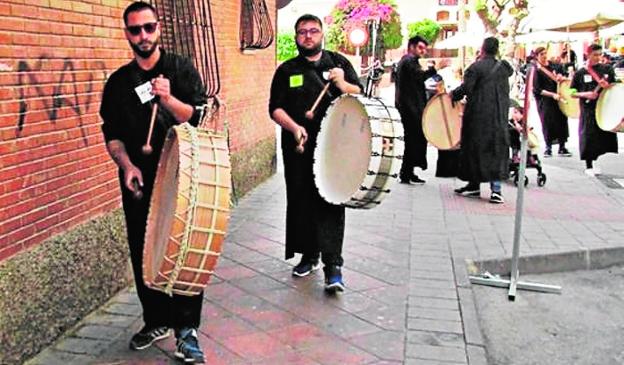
[143,123,231,296]
[422,93,462,150]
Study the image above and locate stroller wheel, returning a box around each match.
[513,174,529,187]
[538,173,547,187]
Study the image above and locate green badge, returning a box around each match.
[289,74,303,88]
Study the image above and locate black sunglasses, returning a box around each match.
[126,22,158,36]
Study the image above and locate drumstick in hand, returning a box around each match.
[131,179,143,200]
[305,83,331,120]
[142,102,159,155]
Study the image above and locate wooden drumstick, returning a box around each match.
[131,179,143,200]
[142,102,159,155]
[305,83,331,120]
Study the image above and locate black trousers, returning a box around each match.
[120,177,202,330]
[282,138,344,267]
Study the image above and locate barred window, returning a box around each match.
[151,0,221,97]
[240,0,274,50]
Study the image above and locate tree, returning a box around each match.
[277,32,297,62]
[473,0,529,44]
[325,0,402,59]
[407,19,443,44]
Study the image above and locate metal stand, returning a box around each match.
[469,67,562,301]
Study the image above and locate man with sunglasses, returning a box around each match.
[99,2,207,363]
[394,35,438,185]
[269,14,361,293]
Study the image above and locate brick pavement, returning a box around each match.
[27,143,624,364]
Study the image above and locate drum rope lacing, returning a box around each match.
[164,123,201,296]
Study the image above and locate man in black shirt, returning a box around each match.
[269,14,361,293]
[99,2,206,363]
[395,35,437,184]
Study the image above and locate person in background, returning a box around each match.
[452,37,513,204]
[571,43,618,176]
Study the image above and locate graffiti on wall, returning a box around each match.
[15,56,107,143]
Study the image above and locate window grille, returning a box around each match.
[240,0,274,50]
[151,0,220,97]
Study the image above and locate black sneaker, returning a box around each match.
[323,265,345,293]
[544,148,552,158]
[129,326,170,350]
[409,175,426,184]
[489,191,505,204]
[454,185,480,197]
[558,148,572,157]
[175,328,205,364]
[292,258,321,277]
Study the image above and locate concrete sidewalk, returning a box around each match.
[27,141,624,364]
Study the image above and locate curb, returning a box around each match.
[465,246,624,276]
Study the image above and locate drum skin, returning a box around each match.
[596,83,624,133]
[557,79,580,119]
[422,93,462,150]
[313,94,404,209]
[143,123,231,296]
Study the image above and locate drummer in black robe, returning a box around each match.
[532,46,572,157]
[571,43,618,175]
[451,37,513,204]
[269,14,361,293]
[395,35,437,184]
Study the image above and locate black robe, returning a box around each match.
[571,64,618,161]
[269,51,361,260]
[395,54,436,173]
[451,55,513,183]
[533,63,569,146]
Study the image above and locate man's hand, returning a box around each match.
[598,79,610,89]
[293,125,308,153]
[328,67,345,84]
[123,164,144,194]
[587,90,599,100]
[552,93,561,101]
[151,74,171,102]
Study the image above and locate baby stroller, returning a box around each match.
[508,122,547,187]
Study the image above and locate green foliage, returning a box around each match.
[407,19,442,44]
[277,32,298,62]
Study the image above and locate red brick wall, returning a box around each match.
[0,0,277,262]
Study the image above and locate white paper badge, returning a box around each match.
[583,74,593,83]
[323,71,330,80]
[135,81,155,104]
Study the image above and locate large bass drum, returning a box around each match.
[143,122,231,296]
[556,79,580,119]
[313,94,404,209]
[422,93,462,150]
[596,83,624,133]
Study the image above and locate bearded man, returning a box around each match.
[268,14,362,293]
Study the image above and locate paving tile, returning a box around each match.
[54,337,111,356]
[408,307,461,322]
[200,315,258,339]
[312,311,382,339]
[407,330,465,348]
[349,330,405,361]
[406,344,467,363]
[407,318,463,334]
[214,264,259,281]
[297,337,378,365]
[265,322,330,349]
[220,331,290,360]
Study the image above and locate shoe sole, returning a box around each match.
[174,351,205,363]
[489,199,505,204]
[324,282,345,293]
[460,192,481,198]
[130,330,171,351]
[292,263,321,277]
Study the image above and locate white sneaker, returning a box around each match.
[585,168,596,176]
[593,167,602,175]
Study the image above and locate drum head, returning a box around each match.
[557,79,580,119]
[597,83,624,132]
[144,130,179,285]
[314,95,372,205]
[422,93,462,150]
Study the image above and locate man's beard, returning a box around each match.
[296,42,322,57]
[130,40,159,59]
